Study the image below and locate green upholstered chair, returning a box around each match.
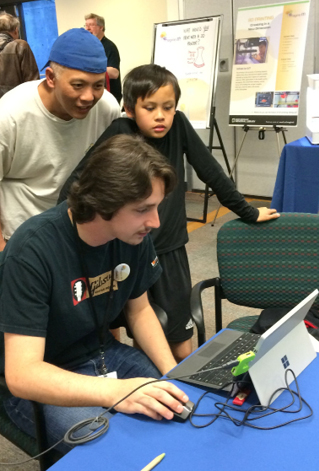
[191,213,319,345]
[0,375,63,470]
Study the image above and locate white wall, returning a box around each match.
[55,0,179,81]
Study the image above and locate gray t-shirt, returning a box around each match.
[0,80,120,239]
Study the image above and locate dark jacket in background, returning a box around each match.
[101,35,122,104]
[0,32,39,98]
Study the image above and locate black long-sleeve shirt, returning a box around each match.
[58,112,259,254]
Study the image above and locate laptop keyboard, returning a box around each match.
[189,332,260,387]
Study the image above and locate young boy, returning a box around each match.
[59,64,279,362]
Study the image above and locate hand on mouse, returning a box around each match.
[113,377,189,420]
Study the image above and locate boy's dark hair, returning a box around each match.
[123,64,181,111]
[68,134,177,223]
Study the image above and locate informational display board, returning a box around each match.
[229,1,310,127]
[153,16,221,129]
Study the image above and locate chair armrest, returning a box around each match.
[191,277,222,347]
[151,302,168,334]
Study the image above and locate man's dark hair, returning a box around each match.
[68,134,177,223]
[123,64,181,112]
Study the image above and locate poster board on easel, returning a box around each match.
[229,0,310,127]
[152,16,222,129]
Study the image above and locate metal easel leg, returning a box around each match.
[275,130,281,158]
[212,118,234,182]
[282,129,287,145]
[274,126,287,157]
[211,126,249,226]
[187,117,232,224]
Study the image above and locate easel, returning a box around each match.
[151,15,224,225]
[187,106,233,224]
[235,124,287,163]
[211,125,288,225]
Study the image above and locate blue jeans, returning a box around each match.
[4,340,161,454]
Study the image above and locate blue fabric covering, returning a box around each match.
[48,352,319,470]
[271,137,319,213]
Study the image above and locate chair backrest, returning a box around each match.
[217,213,319,310]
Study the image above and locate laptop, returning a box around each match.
[167,290,318,405]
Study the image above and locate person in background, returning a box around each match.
[253,40,267,63]
[85,13,122,104]
[0,11,39,98]
[58,64,280,363]
[0,28,120,250]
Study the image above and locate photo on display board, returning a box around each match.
[255,91,273,107]
[234,37,268,65]
[274,91,299,108]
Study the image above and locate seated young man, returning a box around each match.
[0,135,189,455]
[58,64,280,363]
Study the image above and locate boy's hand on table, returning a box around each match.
[257,207,280,222]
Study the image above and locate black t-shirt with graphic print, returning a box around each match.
[0,201,161,373]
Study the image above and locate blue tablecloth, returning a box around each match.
[271,137,319,213]
[49,355,319,471]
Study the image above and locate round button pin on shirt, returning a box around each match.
[114,264,130,282]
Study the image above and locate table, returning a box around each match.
[271,137,319,213]
[49,354,319,470]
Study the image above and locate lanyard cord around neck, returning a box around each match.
[72,212,114,375]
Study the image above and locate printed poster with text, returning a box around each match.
[229,1,310,127]
[153,18,219,129]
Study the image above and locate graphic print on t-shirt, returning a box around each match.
[71,270,118,306]
[89,270,118,297]
[71,278,88,306]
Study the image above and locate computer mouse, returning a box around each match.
[171,400,195,422]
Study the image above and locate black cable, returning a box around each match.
[64,359,241,445]
[0,438,64,466]
[190,369,313,431]
[64,416,109,445]
[0,367,311,466]
[0,363,240,466]
[64,359,241,442]
[189,379,242,428]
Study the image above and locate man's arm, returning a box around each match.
[125,292,178,375]
[4,332,188,420]
[18,41,40,82]
[0,108,14,250]
[180,113,279,222]
[104,41,120,80]
[107,66,119,79]
[0,230,6,252]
